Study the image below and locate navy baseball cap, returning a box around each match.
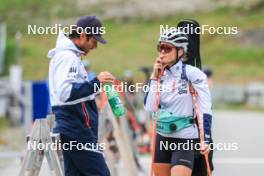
[76,16,107,44]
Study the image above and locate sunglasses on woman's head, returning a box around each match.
[157,44,174,53]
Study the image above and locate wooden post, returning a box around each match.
[103,104,138,176]
[102,138,118,176]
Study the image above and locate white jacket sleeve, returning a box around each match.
[144,80,159,112]
[51,52,100,103]
[188,67,213,142]
[56,54,78,102]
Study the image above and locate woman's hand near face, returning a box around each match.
[150,57,164,80]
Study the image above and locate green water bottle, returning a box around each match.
[104,84,125,117]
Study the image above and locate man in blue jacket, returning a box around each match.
[48,16,114,176]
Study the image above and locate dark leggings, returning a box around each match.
[154,134,214,175]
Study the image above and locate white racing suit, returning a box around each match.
[144,59,212,142]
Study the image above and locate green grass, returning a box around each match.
[1,39,16,76]
[3,6,264,83]
[0,118,9,132]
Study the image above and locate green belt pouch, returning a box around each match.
[153,109,194,134]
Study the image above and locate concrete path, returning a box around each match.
[1,110,264,176]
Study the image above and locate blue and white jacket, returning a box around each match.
[48,32,100,143]
[144,60,212,142]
